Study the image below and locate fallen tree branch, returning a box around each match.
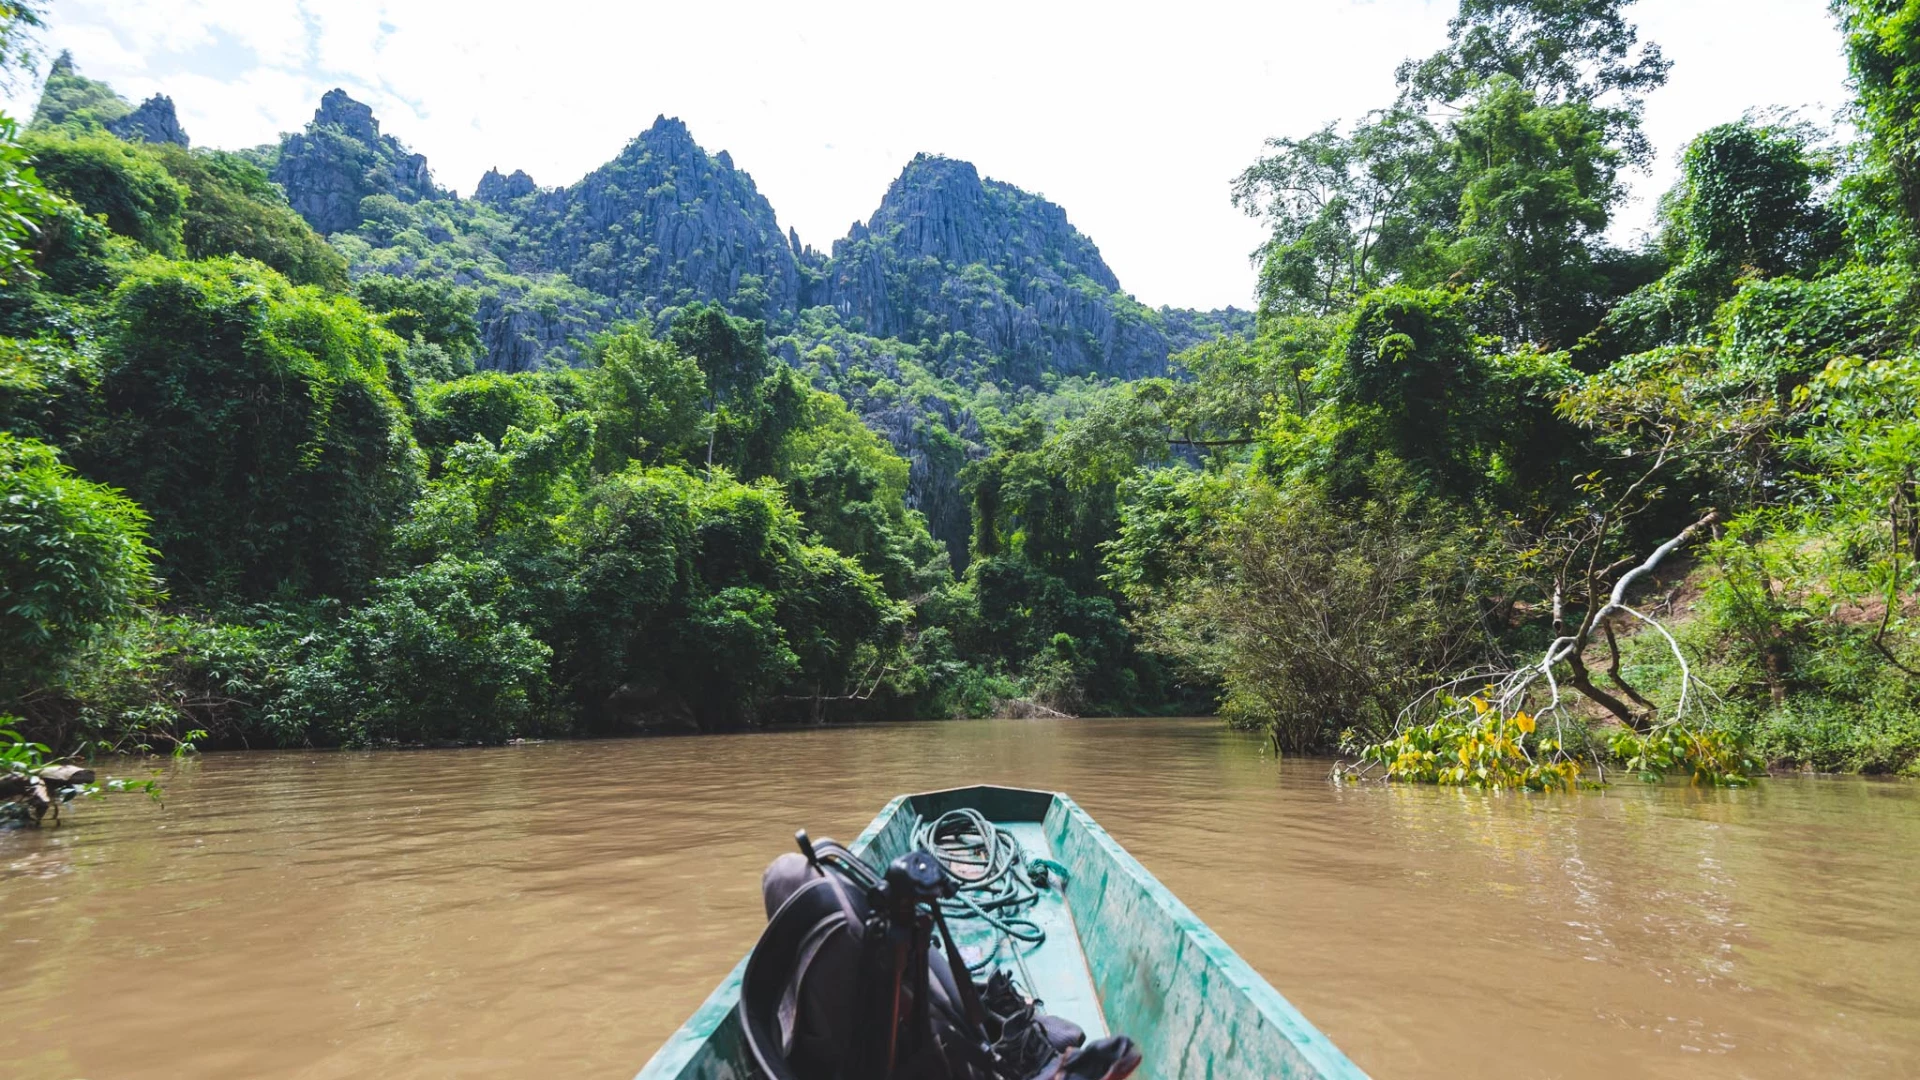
[1603,620,1658,715]
[3,764,98,825]
[1595,511,1720,626]
[1386,510,1720,750]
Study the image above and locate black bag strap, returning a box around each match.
[740,871,869,1080]
[739,839,1005,1080]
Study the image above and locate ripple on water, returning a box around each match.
[0,717,1916,1079]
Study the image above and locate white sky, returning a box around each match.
[2,0,1851,311]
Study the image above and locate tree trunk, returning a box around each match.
[1564,649,1647,732]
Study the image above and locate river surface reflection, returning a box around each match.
[2,717,1917,1078]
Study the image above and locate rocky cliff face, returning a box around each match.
[474,167,538,204]
[272,89,443,236]
[493,116,802,326]
[850,154,1119,289]
[267,96,1244,382]
[1158,305,1257,354]
[770,311,986,565]
[822,154,1246,384]
[30,52,190,146]
[473,284,614,373]
[106,95,190,147]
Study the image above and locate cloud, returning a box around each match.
[2,0,1853,310]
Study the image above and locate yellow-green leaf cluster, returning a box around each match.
[1608,725,1762,787]
[1357,695,1583,791]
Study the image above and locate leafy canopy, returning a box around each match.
[0,433,154,696]
[84,257,423,601]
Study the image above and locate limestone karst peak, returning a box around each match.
[107,94,189,147]
[475,167,538,203]
[271,88,439,236]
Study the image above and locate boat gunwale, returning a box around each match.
[633,784,1368,1079]
[1045,792,1370,1080]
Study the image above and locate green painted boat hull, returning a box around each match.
[634,785,1369,1080]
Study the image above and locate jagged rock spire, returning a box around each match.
[107,95,189,147]
[271,88,440,236]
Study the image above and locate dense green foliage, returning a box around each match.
[20,130,185,255]
[83,257,423,601]
[354,272,481,363]
[5,2,1920,780]
[1837,0,1920,233]
[0,114,53,285]
[22,117,347,288]
[0,433,152,696]
[0,55,992,746]
[27,50,126,133]
[160,147,349,289]
[1113,0,1920,776]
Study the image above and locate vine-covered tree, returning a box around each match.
[84,258,423,601]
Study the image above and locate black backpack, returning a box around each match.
[737,834,1139,1080]
[740,836,995,1080]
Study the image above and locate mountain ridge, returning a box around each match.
[261,88,1250,382]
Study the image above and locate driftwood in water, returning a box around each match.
[37,765,96,786]
[3,765,98,824]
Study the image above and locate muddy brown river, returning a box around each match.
[2,717,1917,1078]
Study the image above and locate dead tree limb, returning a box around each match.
[1381,510,1721,754]
[1525,509,1720,731]
[1603,620,1659,714]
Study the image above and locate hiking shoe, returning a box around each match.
[1028,1036,1142,1080]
